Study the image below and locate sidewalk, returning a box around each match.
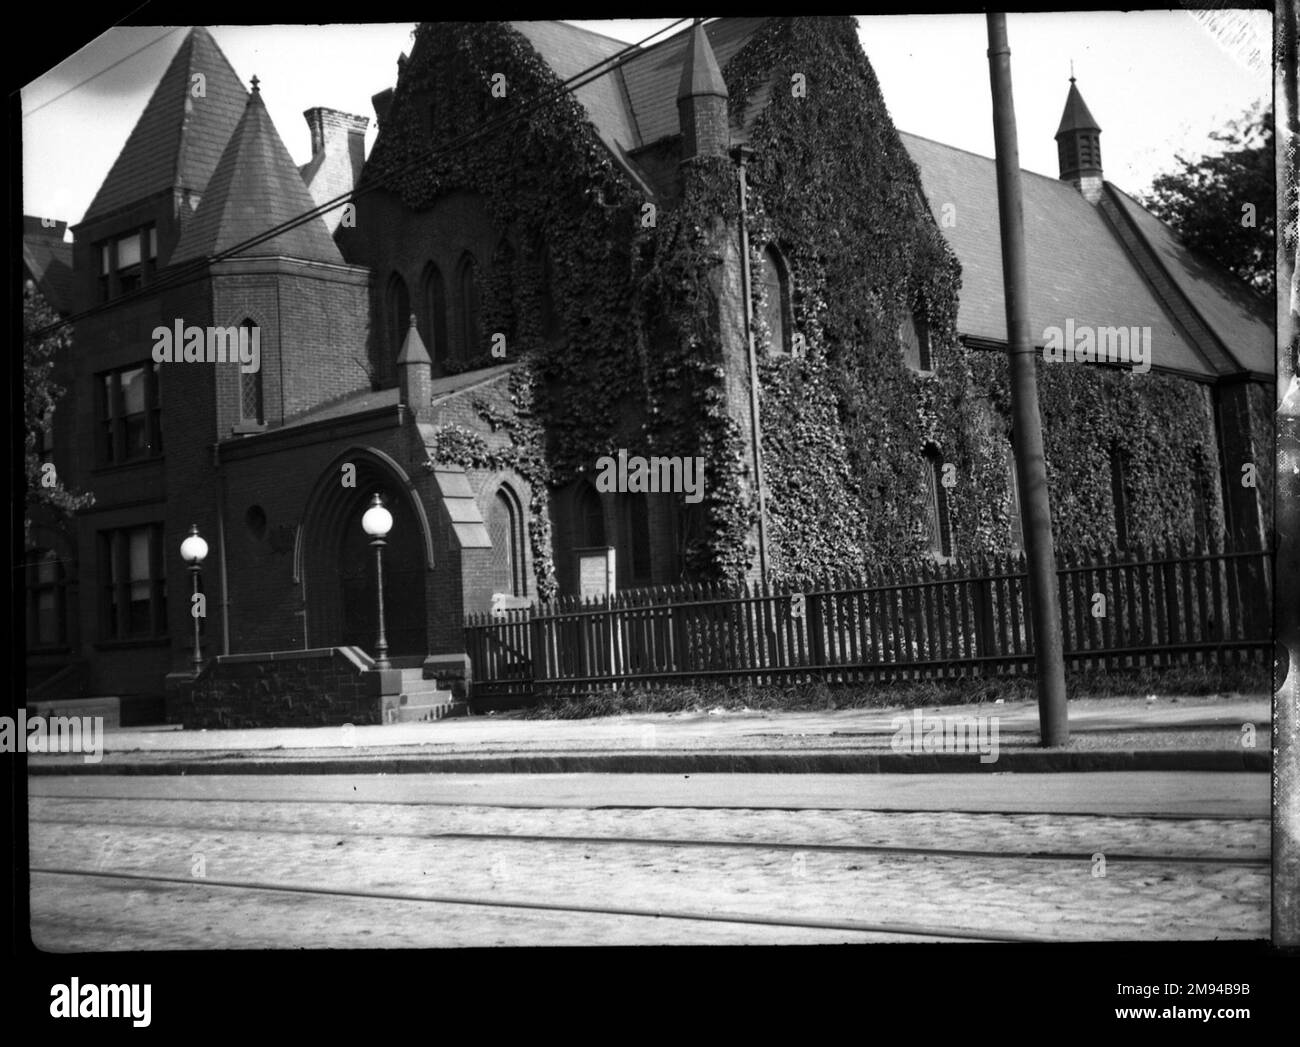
[26,694,1271,775]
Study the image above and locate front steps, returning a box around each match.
[385,667,468,724]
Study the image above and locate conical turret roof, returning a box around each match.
[170,79,343,264]
[84,27,248,222]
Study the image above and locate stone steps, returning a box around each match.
[386,667,468,723]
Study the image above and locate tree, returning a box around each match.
[1141,102,1274,297]
[24,279,93,542]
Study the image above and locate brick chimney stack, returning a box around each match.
[301,107,369,233]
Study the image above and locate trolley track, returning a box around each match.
[27,813,1269,866]
[29,866,1047,943]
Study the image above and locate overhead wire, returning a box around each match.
[28,19,694,340]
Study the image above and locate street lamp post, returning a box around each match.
[179,524,209,676]
[361,493,394,671]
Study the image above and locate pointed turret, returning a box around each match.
[170,77,344,264]
[1055,76,1103,202]
[676,20,729,161]
[83,27,248,225]
[396,313,433,420]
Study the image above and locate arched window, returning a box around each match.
[922,444,952,560]
[386,273,410,375]
[535,237,559,340]
[420,263,447,367]
[619,494,653,587]
[901,306,933,374]
[486,486,525,597]
[1109,444,1131,549]
[457,253,481,361]
[492,238,516,345]
[570,483,604,549]
[1191,455,1213,546]
[1005,436,1024,555]
[239,318,264,425]
[757,244,790,354]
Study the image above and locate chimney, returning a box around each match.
[23,216,68,241]
[302,107,369,232]
[371,88,394,130]
[370,52,406,131]
[397,313,433,421]
[677,20,729,163]
[1055,76,1103,203]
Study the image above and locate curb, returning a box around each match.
[26,748,1271,776]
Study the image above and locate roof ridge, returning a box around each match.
[899,129,1104,191]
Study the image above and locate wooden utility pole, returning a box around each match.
[986,13,1069,746]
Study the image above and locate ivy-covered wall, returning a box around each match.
[718,17,1233,579]
[362,17,1251,603]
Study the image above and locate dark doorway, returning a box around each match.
[304,457,429,660]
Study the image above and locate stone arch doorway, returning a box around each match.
[301,450,431,661]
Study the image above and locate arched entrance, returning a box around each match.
[301,450,431,661]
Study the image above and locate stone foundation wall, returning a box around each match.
[166,646,398,729]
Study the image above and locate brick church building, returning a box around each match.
[24,19,1272,723]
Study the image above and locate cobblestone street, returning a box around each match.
[29,772,1268,947]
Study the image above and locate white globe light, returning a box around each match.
[180,527,209,564]
[362,497,393,538]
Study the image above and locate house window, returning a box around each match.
[757,244,790,354]
[96,224,157,300]
[458,253,482,361]
[97,362,162,465]
[901,308,933,374]
[99,524,166,640]
[922,445,953,560]
[26,548,68,648]
[421,263,447,366]
[239,319,264,424]
[486,487,525,597]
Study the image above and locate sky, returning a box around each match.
[20,13,1272,239]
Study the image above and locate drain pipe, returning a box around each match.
[732,143,770,583]
[212,442,232,655]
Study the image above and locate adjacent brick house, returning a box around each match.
[24,20,1272,722]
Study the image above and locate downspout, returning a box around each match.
[212,442,231,655]
[733,144,770,583]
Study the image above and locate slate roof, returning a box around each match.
[83,27,248,223]
[170,85,343,265]
[280,386,400,430]
[899,131,1257,381]
[510,17,769,191]
[23,234,75,315]
[619,17,767,145]
[1105,186,1273,377]
[277,363,518,430]
[508,21,641,153]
